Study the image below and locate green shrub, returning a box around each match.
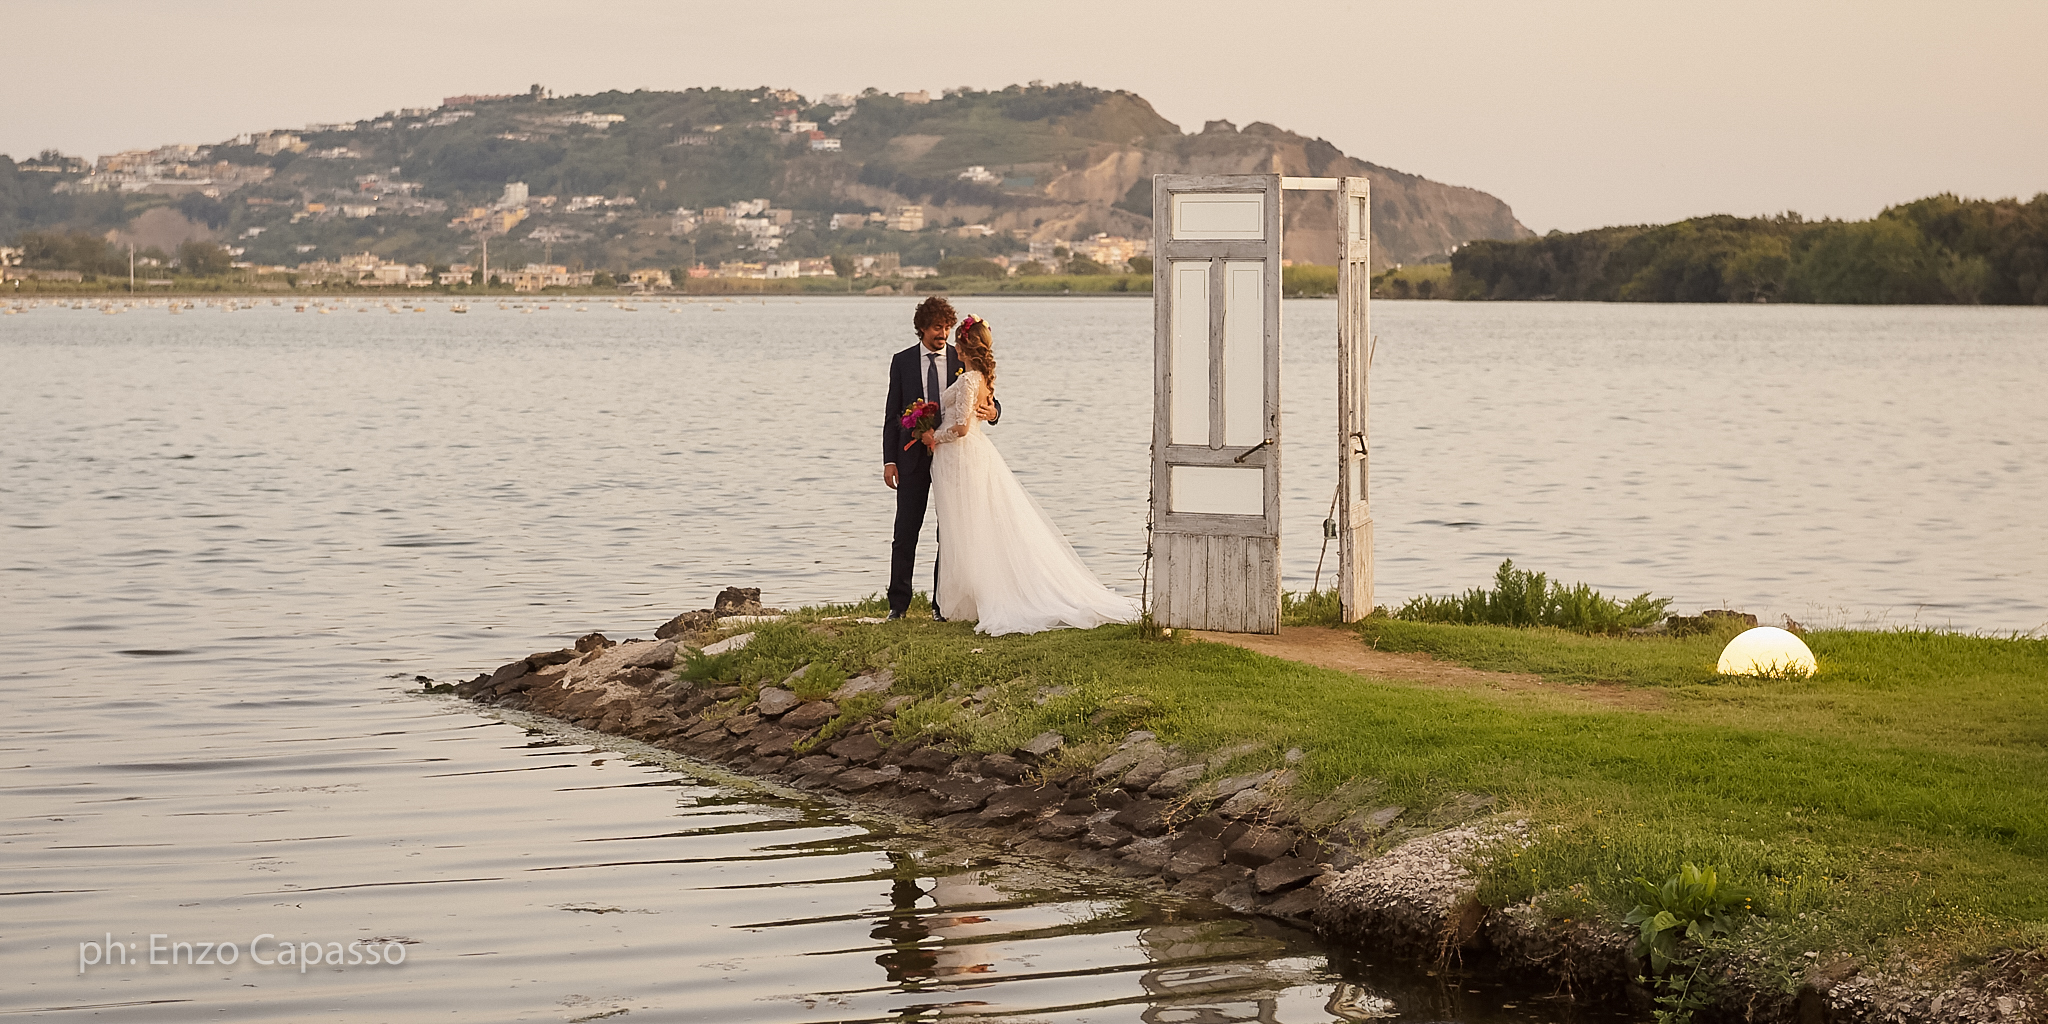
[1397,560,1670,633]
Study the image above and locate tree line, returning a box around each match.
[1450,194,2048,304]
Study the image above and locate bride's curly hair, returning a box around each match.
[954,316,996,395]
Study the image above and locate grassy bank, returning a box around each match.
[712,600,2047,990]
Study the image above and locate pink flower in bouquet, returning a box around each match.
[900,399,941,450]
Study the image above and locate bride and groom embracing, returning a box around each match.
[882,297,1139,635]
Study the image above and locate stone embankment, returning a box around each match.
[447,619,2035,1024]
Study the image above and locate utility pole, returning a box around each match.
[481,235,489,289]
[128,243,135,293]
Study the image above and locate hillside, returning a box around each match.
[1,83,1531,278]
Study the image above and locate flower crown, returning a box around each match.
[955,315,985,339]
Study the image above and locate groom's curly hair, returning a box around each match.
[912,296,957,336]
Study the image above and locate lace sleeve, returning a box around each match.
[936,370,981,443]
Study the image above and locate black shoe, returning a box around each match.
[932,612,948,623]
[886,611,906,621]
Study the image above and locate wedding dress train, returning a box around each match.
[930,370,1140,635]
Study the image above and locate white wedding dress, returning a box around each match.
[930,370,1140,635]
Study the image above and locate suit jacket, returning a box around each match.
[883,342,1000,466]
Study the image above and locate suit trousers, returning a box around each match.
[888,451,941,616]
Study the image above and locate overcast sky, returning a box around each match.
[8,0,2043,233]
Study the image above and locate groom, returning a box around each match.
[882,296,999,620]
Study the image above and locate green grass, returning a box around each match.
[1280,588,1343,627]
[693,605,2048,980]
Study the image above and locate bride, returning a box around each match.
[921,316,1141,636]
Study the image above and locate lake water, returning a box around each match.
[2,296,2042,1021]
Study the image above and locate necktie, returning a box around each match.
[925,351,942,407]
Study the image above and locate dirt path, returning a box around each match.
[1190,626,1665,710]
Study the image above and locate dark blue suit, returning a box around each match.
[884,342,999,616]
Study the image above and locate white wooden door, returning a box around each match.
[1336,176,1374,620]
[1150,174,1282,633]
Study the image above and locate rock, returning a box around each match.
[713,587,763,617]
[1254,857,1322,894]
[832,767,898,793]
[1083,812,1133,849]
[1067,849,1117,872]
[488,659,531,687]
[700,632,754,656]
[1166,838,1227,877]
[1033,815,1086,841]
[528,649,576,668]
[1218,787,1270,819]
[1119,753,1171,792]
[830,671,894,701]
[1093,742,1159,783]
[724,713,760,736]
[1174,864,1251,899]
[980,754,1028,784]
[1148,764,1207,799]
[927,776,1000,813]
[794,767,843,789]
[655,610,715,639]
[1110,798,1168,837]
[1211,770,1277,799]
[617,640,678,670]
[1283,747,1306,764]
[1261,887,1320,919]
[786,754,842,776]
[979,784,1063,825]
[1016,731,1065,761]
[1120,836,1175,871]
[878,694,917,715]
[610,666,660,688]
[1212,880,1258,914]
[780,700,839,732]
[574,632,613,654]
[882,792,944,819]
[748,727,798,758]
[755,687,800,717]
[826,732,884,763]
[1226,825,1297,867]
[897,747,956,774]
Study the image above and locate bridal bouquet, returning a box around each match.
[899,399,941,450]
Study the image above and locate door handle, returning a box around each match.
[1233,438,1274,464]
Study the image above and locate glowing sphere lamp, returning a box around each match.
[1716,626,1817,678]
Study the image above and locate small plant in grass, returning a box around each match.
[789,662,848,701]
[1626,863,1755,1024]
[677,648,742,684]
[1626,862,1754,971]
[1281,588,1342,627]
[1397,559,1671,634]
[1134,610,1180,642]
